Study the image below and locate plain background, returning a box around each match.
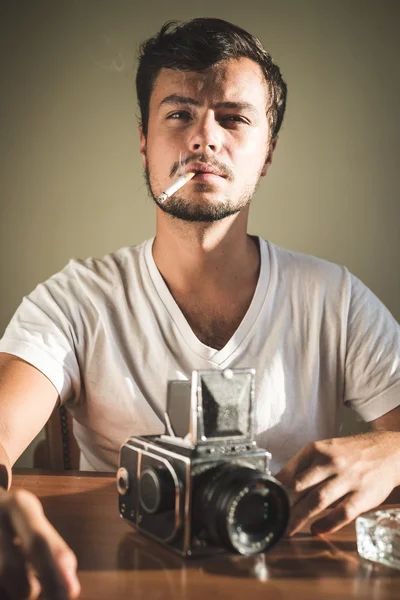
[0,1,399,467]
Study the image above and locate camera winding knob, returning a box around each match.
[117,467,130,496]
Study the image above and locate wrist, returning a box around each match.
[0,444,11,490]
[0,465,9,490]
[393,431,400,488]
[380,430,400,489]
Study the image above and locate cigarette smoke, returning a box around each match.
[87,32,134,76]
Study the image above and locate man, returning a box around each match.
[0,17,399,599]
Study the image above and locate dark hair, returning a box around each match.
[136,18,287,140]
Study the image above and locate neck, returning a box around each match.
[152,207,260,295]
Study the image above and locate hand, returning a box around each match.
[0,487,80,599]
[275,431,400,536]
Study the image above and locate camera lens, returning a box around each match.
[196,465,290,555]
[235,493,271,536]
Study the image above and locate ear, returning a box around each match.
[139,126,147,169]
[261,136,279,177]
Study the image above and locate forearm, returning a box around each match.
[0,442,11,490]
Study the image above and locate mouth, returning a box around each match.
[192,172,223,181]
[185,164,226,179]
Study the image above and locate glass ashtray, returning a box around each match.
[356,509,400,570]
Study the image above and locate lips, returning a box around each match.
[192,172,222,182]
[185,164,225,178]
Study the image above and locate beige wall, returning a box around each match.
[1,1,398,466]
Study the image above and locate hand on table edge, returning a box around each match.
[275,429,400,537]
[0,482,81,599]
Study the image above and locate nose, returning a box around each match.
[187,112,222,154]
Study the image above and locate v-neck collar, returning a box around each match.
[144,236,270,366]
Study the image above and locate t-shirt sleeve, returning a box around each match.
[0,267,83,406]
[344,273,400,422]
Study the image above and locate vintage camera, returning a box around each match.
[117,368,290,557]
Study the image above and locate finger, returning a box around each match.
[310,491,368,535]
[0,511,31,600]
[30,533,79,600]
[291,462,338,500]
[1,566,43,600]
[26,566,42,600]
[276,440,344,505]
[0,571,42,600]
[9,490,80,599]
[275,444,315,496]
[288,477,350,536]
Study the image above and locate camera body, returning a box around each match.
[117,369,290,557]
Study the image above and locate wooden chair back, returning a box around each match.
[33,406,80,471]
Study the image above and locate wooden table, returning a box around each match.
[12,471,400,599]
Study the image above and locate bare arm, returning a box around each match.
[0,352,80,598]
[0,352,59,475]
[370,404,400,431]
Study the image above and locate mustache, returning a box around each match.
[170,154,234,180]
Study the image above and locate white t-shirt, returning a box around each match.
[1,237,399,474]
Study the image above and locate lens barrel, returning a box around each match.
[197,465,290,555]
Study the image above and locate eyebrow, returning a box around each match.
[158,94,259,115]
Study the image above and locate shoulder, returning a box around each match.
[64,239,150,282]
[43,239,151,293]
[26,239,153,316]
[261,238,351,292]
[261,238,398,327]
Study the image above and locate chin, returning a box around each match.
[156,194,247,223]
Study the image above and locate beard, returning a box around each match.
[144,166,262,223]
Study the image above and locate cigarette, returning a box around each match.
[158,172,195,203]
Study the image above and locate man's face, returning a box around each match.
[140,57,277,222]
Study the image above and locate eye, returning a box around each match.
[166,110,193,122]
[221,115,249,125]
